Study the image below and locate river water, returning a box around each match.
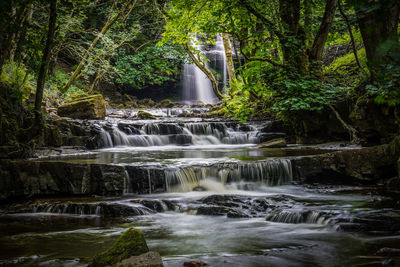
[0,108,399,266]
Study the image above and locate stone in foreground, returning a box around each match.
[257,138,287,148]
[90,228,151,267]
[58,94,106,119]
[116,251,163,267]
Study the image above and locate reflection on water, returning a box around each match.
[1,186,399,266]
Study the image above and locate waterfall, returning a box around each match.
[95,120,266,148]
[164,159,293,192]
[182,36,227,105]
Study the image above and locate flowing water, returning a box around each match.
[182,35,227,105]
[1,108,400,266]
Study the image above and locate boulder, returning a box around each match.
[155,99,175,108]
[257,138,286,148]
[57,94,106,119]
[116,251,163,267]
[91,228,150,267]
[137,110,156,120]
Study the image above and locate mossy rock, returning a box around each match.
[125,101,138,109]
[155,99,175,108]
[137,98,155,108]
[91,228,149,267]
[57,94,106,120]
[137,110,156,120]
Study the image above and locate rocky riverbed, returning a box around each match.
[0,107,399,266]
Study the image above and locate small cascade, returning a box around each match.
[164,159,293,192]
[31,203,151,217]
[95,120,266,148]
[266,210,329,224]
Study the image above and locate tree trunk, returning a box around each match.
[337,0,364,72]
[308,0,337,66]
[62,0,134,93]
[183,42,224,100]
[355,0,400,79]
[279,0,308,73]
[34,0,57,126]
[222,33,236,85]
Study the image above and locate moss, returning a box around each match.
[57,94,106,119]
[155,99,174,108]
[117,104,125,109]
[91,228,149,267]
[137,110,156,120]
[137,98,155,107]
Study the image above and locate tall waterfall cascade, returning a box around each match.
[182,35,228,104]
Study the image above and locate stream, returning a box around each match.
[1,108,400,266]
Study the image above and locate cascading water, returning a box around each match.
[96,120,262,148]
[182,35,227,104]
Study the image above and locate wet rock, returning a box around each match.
[183,260,207,267]
[376,248,400,257]
[137,110,156,120]
[260,121,284,133]
[175,134,192,145]
[227,209,251,218]
[58,94,106,120]
[291,136,400,184]
[155,99,175,108]
[118,123,141,135]
[257,138,286,148]
[200,195,244,207]
[196,206,232,216]
[335,210,400,232]
[139,200,168,212]
[257,132,286,143]
[0,160,127,200]
[90,228,150,267]
[116,251,163,267]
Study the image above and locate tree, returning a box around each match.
[61,0,136,93]
[34,0,57,126]
[353,0,400,79]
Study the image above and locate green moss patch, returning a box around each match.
[91,228,149,267]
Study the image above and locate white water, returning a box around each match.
[182,36,227,104]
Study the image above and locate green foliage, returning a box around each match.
[366,64,400,106]
[224,79,256,122]
[225,63,343,121]
[324,48,369,86]
[115,45,185,89]
[47,69,86,100]
[1,62,33,102]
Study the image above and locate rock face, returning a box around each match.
[291,136,400,184]
[350,95,400,146]
[91,228,152,267]
[57,94,106,120]
[257,138,286,148]
[0,160,126,200]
